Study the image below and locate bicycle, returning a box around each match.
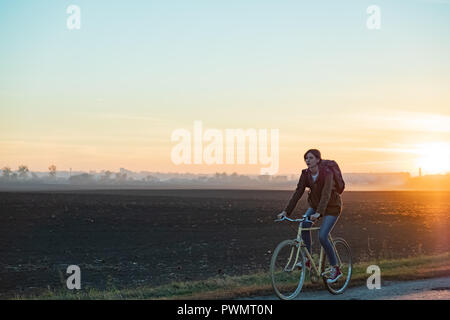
[270,215,352,300]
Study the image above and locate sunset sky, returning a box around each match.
[1,0,449,175]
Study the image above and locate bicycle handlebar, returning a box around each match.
[274,215,315,224]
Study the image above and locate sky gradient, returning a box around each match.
[1,0,449,175]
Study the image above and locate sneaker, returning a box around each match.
[326,266,343,283]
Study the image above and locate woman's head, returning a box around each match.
[304,149,322,168]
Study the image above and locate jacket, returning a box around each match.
[285,166,342,217]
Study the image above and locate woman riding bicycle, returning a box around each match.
[277,149,343,283]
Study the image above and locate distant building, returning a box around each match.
[257,175,271,182]
[272,175,288,182]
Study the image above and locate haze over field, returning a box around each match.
[1,166,449,191]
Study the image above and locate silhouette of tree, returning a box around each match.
[48,165,56,178]
[2,166,12,179]
[99,170,113,184]
[115,172,127,183]
[18,165,29,179]
[102,170,112,179]
[145,175,159,183]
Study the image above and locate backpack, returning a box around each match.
[319,160,345,194]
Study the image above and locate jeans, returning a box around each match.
[301,207,339,266]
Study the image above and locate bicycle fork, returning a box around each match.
[283,242,301,272]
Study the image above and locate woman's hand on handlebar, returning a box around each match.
[277,211,287,220]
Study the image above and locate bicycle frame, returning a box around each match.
[285,221,341,277]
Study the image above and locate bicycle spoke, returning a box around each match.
[323,238,352,294]
[270,240,305,300]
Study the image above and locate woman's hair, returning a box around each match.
[304,149,322,163]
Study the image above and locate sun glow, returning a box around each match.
[415,142,450,175]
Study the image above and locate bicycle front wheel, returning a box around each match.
[323,237,352,295]
[270,239,306,300]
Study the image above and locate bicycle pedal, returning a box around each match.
[321,269,332,277]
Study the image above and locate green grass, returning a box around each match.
[12,252,450,300]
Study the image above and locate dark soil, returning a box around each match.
[0,189,449,298]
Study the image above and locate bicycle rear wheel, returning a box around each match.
[270,239,306,300]
[323,237,352,294]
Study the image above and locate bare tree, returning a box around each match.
[18,165,29,179]
[2,166,12,179]
[101,170,112,181]
[49,165,57,178]
[145,175,159,183]
[115,172,127,183]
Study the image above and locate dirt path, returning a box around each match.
[240,276,450,300]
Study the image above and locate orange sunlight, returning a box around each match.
[415,142,450,175]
